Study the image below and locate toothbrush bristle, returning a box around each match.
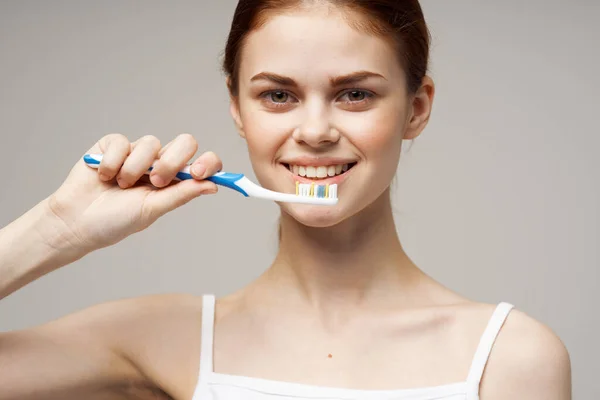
[317,185,325,198]
[296,183,337,199]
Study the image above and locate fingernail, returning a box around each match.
[192,163,206,178]
[152,174,167,187]
[203,187,218,195]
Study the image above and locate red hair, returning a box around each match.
[222,0,431,95]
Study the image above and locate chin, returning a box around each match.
[278,201,353,228]
[278,179,392,230]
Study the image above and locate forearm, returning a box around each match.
[0,198,86,299]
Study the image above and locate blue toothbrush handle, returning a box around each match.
[83,154,249,197]
[174,170,248,197]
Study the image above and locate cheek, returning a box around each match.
[240,107,283,159]
[238,106,295,189]
[338,104,406,162]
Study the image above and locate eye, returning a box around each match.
[346,90,367,101]
[269,91,289,103]
[337,89,375,109]
[259,90,297,110]
[339,90,373,103]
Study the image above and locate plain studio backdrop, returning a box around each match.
[0,0,598,398]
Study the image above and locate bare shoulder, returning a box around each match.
[99,293,206,399]
[475,305,572,399]
[54,292,205,399]
[54,292,204,347]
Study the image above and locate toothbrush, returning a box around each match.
[83,153,338,205]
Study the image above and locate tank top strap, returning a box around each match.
[198,294,216,382]
[466,302,514,397]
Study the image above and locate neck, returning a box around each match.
[260,189,422,314]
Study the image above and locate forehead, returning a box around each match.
[238,8,404,83]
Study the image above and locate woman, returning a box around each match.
[0,1,571,399]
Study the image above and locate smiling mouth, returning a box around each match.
[282,162,358,180]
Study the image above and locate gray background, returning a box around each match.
[0,0,597,398]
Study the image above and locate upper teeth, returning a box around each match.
[289,164,350,178]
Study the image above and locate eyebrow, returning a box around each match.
[249,70,386,87]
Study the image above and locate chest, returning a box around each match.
[211,309,479,391]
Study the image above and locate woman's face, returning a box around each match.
[230,6,431,227]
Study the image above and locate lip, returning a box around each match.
[280,162,357,185]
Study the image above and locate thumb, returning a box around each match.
[144,179,218,217]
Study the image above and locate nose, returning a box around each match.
[292,104,340,147]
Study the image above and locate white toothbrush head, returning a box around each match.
[233,177,338,205]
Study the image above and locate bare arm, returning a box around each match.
[0,199,135,399]
[0,293,203,400]
[0,302,144,400]
[0,207,204,399]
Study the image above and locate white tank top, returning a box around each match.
[192,295,514,400]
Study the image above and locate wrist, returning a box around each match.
[0,199,88,298]
[35,197,95,268]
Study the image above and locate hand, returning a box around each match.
[45,133,221,253]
